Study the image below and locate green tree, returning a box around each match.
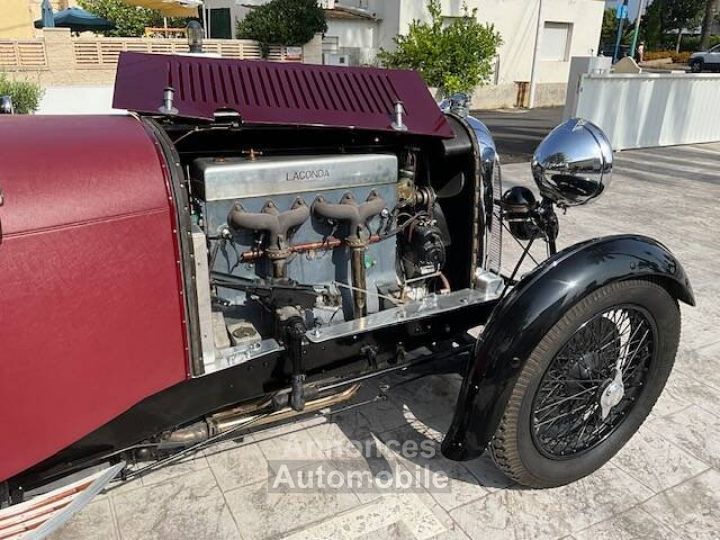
[0,74,44,114]
[601,8,634,47]
[699,0,719,49]
[78,0,186,37]
[642,0,705,50]
[643,0,663,48]
[236,0,327,57]
[377,0,502,96]
[601,9,618,44]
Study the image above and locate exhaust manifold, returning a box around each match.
[313,191,385,318]
[227,197,310,278]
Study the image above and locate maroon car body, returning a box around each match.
[0,53,694,527]
[0,55,456,484]
[0,116,188,482]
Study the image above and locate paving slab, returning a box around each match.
[640,469,720,538]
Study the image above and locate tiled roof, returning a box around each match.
[324,5,378,21]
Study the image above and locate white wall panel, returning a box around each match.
[573,73,720,150]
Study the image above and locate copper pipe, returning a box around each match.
[351,247,368,318]
[238,235,382,263]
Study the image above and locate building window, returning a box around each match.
[208,8,232,39]
[541,22,573,62]
[323,36,339,55]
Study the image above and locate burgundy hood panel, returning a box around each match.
[113,52,453,138]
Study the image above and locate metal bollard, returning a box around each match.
[0,96,14,115]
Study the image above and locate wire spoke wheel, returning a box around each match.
[490,281,680,488]
[531,306,656,459]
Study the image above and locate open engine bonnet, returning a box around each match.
[168,119,486,378]
[0,55,496,488]
[119,53,492,379]
[113,52,455,138]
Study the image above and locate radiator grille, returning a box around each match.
[484,158,503,274]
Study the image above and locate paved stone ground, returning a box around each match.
[471,107,564,163]
[51,143,720,540]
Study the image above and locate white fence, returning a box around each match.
[38,86,124,115]
[570,73,720,150]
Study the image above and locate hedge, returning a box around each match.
[644,50,693,63]
[0,74,43,113]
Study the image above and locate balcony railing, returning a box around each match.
[0,37,301,69]
[0,40,47,68]
[71,38,299,66]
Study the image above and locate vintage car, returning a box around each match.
[0,52,693,534]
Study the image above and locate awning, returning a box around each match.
[34,7,115,32]
[122,0,201,18]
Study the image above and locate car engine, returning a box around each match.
[190,151,451,372]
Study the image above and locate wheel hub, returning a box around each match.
[531,306,656,458]
[599,370,625,420]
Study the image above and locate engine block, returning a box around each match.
[192,153,399,334]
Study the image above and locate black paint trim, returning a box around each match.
[142,118,204,375]
[442,234,695,461]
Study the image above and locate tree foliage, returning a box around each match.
[78,0,186,37]
[377,0,502,96]
[700,0,720,49]
[236,0,327,56]
[642,0,705,49]
[0,74,44,114]
[601,8,633,46]
[601,8,618,44]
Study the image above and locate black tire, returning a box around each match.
[690,60,703,73]
[490,280,680,488]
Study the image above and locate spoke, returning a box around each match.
[534,386,598,416]
[532,306,655,458]
[613,319,644,372]
[595,325,632,353]
[547,378,607,384]
[619,329,649,374]
[535,403,590,428]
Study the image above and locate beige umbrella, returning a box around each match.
[123,0,201,18]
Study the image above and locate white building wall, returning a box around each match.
[362,0,403,55]
[351,0,604,85]
[325,19,378,64]
[203,0,270,39]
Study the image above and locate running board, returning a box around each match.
[0,462,124,540]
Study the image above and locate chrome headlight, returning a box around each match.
[531,118,613,207]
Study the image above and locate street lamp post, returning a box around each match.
[528,0,545,109]
[613,0,629,63]
[630,0,648,58]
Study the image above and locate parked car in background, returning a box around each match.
[598,43,629,61]
[690,44,720,72]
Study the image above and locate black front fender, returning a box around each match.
[441,234,694,461]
